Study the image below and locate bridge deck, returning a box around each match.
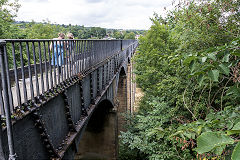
[0,39,135,115]
[7,60,86,112]
[0,39,138,160]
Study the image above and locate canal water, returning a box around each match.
[74,105,117,160]
[75,71,128,160]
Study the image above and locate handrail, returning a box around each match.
[0,39,137,115]
[0,39,137,159]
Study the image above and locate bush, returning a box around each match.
[119,0,240,159]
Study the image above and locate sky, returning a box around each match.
[15,0,174,30]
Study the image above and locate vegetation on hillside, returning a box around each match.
[15,21,144,39]
[120,0,240,159]
[2,0,240,159]
[0,0,144,70]
[0,0,145,40]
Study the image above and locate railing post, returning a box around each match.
[0,40,17,160]
[120,40,123,51]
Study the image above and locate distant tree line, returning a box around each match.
[14,21,145,39]
[0,0,145,40]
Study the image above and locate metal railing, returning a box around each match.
[0,39,137,159]
[0,39,137,116]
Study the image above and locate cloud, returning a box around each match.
[84,0,104,3]
[16,0,173,29]
[22,0,48,3]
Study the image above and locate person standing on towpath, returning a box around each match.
[50,33,65,74]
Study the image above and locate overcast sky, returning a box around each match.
[15,0,174,30]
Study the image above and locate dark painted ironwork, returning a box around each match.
[102,64,105,90]
[0,39,137,159]
[90,73,94,105]
[32,109,59,159]
[11,42,21,108]
[0,39,134,109]
[0,40,16,160]
[62,91,77,132]
[19,42,28,106]
[79,80,88,117]
[106,61,109,85]
[96,68,100,96]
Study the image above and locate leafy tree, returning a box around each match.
[113,31,124,39]
[90,27,106,39]
[124,32,135,39]
[0,0,21,39]
[120,0,240,159]
[22,20,64,39]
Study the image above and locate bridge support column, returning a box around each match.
[75,100,118,160]
[128,59,136,114]
[115,71,128,159]
[116,74,127,134]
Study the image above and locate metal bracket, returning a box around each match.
[62,91,77,132]
[32,110,60,159]
[81,107,88,117]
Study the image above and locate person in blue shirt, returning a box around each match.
[50,33,65,74]
[67,33,75,72]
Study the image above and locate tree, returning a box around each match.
[124,32,135,39]
[113,31,124,39]
[22,20,64,39]
[0,0,21,39]
[120,0,240,159]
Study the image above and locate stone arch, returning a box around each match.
[127,57,131,64]
[86,99,114,133]
[119,66,127,77]
[75,99,117,159]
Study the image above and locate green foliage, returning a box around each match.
[120,97,194,160]
[0,0,141,40]
[0,0,141,71]
[0,0,22,39]
[195,131,234,154]
[232,142,240,160]
[119,139,147,160]
[22,20,64,39]
[120,0,240,159]
[171,106,240,158]
[124,32,135,39]
[113,31,124,39]
[195,132,234,155]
